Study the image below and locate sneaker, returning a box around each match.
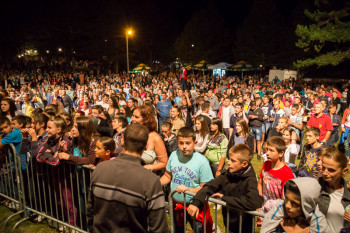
[58,225,66,232]
[257,154,261,161]
[34,215,45,223]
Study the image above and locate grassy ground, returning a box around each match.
[0,205,57,233]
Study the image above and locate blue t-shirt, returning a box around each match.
[156,100,172,118]
[174,96,182,104]
[166,150,213,203]
[261,104,273,123]
[1,128,22,154]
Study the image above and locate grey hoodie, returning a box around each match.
[261,177,329,233]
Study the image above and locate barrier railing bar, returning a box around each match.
[69,165,77,227]
[168,190,265,233]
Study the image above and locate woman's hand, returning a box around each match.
[58,152,70,160]
[215,170,221,177]
[59,140,67,152]
[342,127,346,133]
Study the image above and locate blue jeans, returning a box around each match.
[262,122,271,134]
[250,127,262,141]
[344,132,350,158]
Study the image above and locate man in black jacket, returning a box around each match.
[187,144,263,233]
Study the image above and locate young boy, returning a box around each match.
[160,127,213,233]
[0,116,22,154]
[187,144,264,233]
[267,117,289,139]
[11,115,30,130]
[261,178,329,233]
[258,136,294,216]
[297,127,324,177]
[288,104,303,136]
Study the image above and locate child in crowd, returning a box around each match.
[282,127,300,174]
[94,136,116,165]
[11,115,30,130]
[288,104,303,137]
[261,142,268,162]
[0,116,22,153]
[261,177,329,233]
[58,116,99,165]
[314,147,328,178]
[187,144,263,233]
[161,121,178,157]
[258,136,294,219]
[36,116,72,166]
[327,104,341,146]
[267,117,289,139]
[298,127,324,177]
[160,127,214,233]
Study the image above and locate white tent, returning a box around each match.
[207,62,232,70]
[208,62,232,77]
[269,69,298,82]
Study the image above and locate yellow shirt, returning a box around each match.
[25,103,34,118]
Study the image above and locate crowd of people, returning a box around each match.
[1,67,350,233]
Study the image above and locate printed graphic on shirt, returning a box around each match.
[262,171,283,202]
[303,150,317,175]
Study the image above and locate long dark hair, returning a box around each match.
[109,96,119,109]
[73,116,99,156]
[134,105,157,132]
[1,98,17,118]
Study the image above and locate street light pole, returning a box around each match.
[126,29,132,74]
[126,35,129,74]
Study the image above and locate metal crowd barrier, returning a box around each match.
[0,144,26,230]
[1,147,265,233]
[0,147,95,232]
[168,190,265,233]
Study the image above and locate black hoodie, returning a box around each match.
[190,165,263,233]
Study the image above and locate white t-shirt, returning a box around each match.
[222,106,230,128]
[326,187,345,233]
[284,144,300,163]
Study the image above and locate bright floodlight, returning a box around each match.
[127,30,132,35]
[58,48,62,52]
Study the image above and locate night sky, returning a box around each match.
[0,0,348,76]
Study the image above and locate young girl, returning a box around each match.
[261,178,329,233]
[170,106,185,135]
[194,116,210,154]
[327,104,341,146]
[119,105,132,123]
[206,117,228,177]
[0,98,19,121]
[282,127,300,165]
[37,116,72,166]
[36,115,76,226]
[92,137,116,166]
[58,116,99,165]
[232,118,254,152]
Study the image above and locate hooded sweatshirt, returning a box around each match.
[261,177,329,233]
